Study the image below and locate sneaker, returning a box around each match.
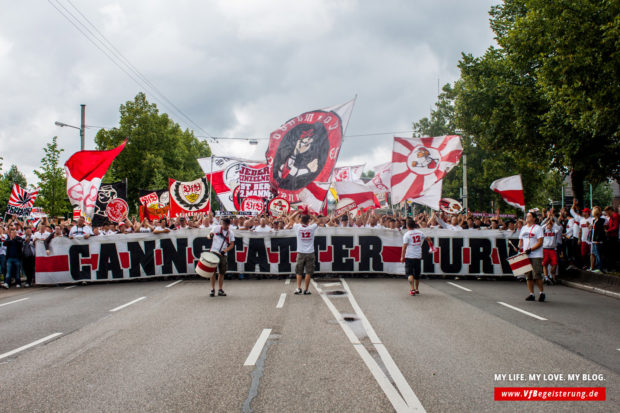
[525,294,535,301]
[409,290,415,296]
[209,289,215,297]
[1,283,8,289]
[15,284,21,289]
[24,283,30,288]
[538,292,546,302]
[294,288,303,295]
[218,289,227,297]
[414,289,420,295]
[303,290,312,295]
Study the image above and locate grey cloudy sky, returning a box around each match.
[0,0,497,185]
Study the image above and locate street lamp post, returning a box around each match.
[55,104,86,151]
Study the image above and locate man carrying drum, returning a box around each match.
[208,217,235,297]
[519,211,545,302]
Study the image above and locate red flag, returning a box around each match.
[266,99,355,208]
[490,175,525,210]
[391,135,462,204]
[65,140,126,218]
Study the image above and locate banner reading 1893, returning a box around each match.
[35,228,521,284]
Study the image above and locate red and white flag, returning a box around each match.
[266,98,355,209]
[334,181,380,212]
[410,179,442,210]
[8,184,39,209]
[490,175,525,211]
[367,162,392,194]
[333,164,364,182]
[197,156,264,211]
[168,177,211,217]
[65,140,126,218]
[391,135,462,204]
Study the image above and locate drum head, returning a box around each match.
[200,252,220,265]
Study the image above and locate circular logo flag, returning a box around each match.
[265,99,355,210]
[268,197,290,217]
[241,196,265,215]
[105,198,129,223]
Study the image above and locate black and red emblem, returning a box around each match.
[266,110,343,202]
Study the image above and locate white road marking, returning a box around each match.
[244,328,272,366]
[109,297,146,312]
[276,293,286,309]
[0,297,29,308]
[497,301,547,321]
[340,278,424,411]
[64,285,77,289]
[322,282,341,287]
[447,282,472,292]
[165,280,183,288]
[314,279,424,412]
[284,278,291,285]
[0,333,62,360]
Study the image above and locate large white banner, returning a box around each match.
[35,228,521,284]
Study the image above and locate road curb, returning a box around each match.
[559,280,620,300]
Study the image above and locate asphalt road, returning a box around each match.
[0,276,618,412]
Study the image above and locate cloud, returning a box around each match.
[0,0,496,185]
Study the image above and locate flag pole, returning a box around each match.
[207,156,214,214]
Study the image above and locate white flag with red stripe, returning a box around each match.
[64,140,126,218]
[367,162,391,194]
[490,175,525,211]
[334,181,380,211]
[410,179,442,210]
[390,135,462,204]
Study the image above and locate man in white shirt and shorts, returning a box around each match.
[519,211,545,302]
[400,219,434,296]
[286,211,318,295]
[208,218,235,297]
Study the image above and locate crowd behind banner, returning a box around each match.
[1,202,619,288]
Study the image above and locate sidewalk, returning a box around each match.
[559,267,620,300]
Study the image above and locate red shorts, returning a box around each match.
[580,242,590,258]
[542,249,558,266]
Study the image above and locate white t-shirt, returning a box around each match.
[33,230,51,242]
[0,234,7,255]
[69,225,93,238]
[403,229,426,259]
[519,224,544,258]
[210,225,235,254]
[254,225,272,233]
[542,225,561,249]
[293,223,318,254]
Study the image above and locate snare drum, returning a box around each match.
[507,253,533,276]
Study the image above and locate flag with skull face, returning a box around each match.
[265,99,355,212]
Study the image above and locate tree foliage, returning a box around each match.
[413,83,562,213]
[95,93,211,207]
[455,0,620,206]
[34,136,72,217]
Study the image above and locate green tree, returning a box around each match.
[34,136,72,217]
[455,0,620,207]
[414,83,561,212]
[0,165,28,216]
[95,92,212,207]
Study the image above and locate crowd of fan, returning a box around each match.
[0,200,618,288]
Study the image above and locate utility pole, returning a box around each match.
[80,104,86,151]
[463,154,468,212]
